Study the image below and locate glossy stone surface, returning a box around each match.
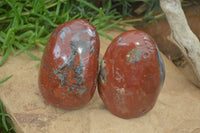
[98,30,165,119]
[39,19,100,109]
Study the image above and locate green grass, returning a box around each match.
[0,75,14,133]
[0,0,163,66]
[0,0,120,66]
[0,75,13,84]
[0,100,15,133]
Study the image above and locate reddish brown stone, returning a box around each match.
[98,30,165,119]
[38,19,100,109]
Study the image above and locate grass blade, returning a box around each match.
[25,50,41,60]
[98,30,113,41]
[111,26,127,31]
[0,100,8,131]
[77,0,99,12]
[97,8,103,30]
[99,18,122,31]
[0,75,13,84]
[0,46,11,66]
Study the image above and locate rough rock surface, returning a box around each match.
[0,29,200,133]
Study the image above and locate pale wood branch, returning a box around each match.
[160,0,200,87]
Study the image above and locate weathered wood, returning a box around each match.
[160,0,200,87]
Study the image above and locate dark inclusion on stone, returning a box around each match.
[126,48,142,64]
[99,60,107,84]
[53,41,87,95]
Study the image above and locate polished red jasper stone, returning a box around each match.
[39,19,100,109]
[98,30,165,119]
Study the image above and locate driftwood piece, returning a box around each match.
[160,0,200,87]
